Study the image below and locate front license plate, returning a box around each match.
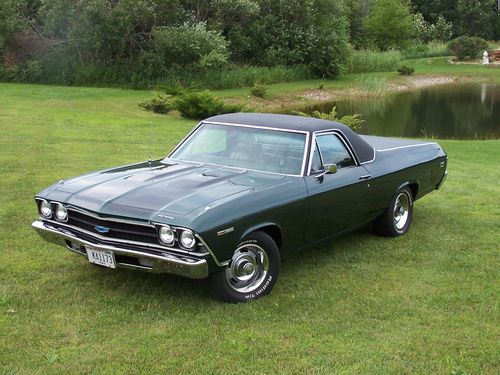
[86,246,116,268]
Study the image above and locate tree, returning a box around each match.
[410,0,458,24]
[346,0,372,49]
[242,0,350,77]
[411,0,500,40]
[0,0,39,56]
[151,23,229,69]
[208,0,260,62]
[412,12,453,42]
[455,0,500,40]
[364,0,413,50]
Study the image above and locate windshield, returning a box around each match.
[170,123,307,175]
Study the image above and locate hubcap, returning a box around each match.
[225,244,269,293]
[393,192,410,230]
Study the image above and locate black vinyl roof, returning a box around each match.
[205,113,375,163]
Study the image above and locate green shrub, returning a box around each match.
[448,36,489,60]
[151,23,229,70]
[363,0,413,50]
[175,91,243,119]
[139,93,177,114]
[0,60,43,82]
[347,50,402,73]
[397,64,415,76]
[250,83,268,98]
[293,107,363,131]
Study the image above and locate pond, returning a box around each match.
[300,83,500,139]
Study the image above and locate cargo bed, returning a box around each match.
[360,135,437,152]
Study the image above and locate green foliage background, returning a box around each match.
[0,0,499,88]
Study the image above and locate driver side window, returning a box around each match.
[315,134,355,169]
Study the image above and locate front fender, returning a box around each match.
[240,222,282,245]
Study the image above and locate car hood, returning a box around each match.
[41,159,286,220]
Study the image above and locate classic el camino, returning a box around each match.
[33,113,447,301]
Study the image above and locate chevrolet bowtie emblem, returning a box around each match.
[94,225,110,234]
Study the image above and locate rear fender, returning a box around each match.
[394,181,418,203]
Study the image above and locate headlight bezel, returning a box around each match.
[54,203,68,222]
[156,224,198,251]
[39,199,52,218]
[179,229,196,250]
[158,225,175,246]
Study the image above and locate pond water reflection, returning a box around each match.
[300,83,500,139]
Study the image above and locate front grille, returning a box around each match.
[66,209,158,245]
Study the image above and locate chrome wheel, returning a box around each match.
[225,244,269,293]
[393,192,410,230]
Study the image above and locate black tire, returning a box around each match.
[209,231,280,302]
[373,186,414,237]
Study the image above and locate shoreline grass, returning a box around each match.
[211,57,500,111]
[0,83,499,374]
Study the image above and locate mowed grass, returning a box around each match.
[0,83,499,374]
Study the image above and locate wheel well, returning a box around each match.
[257,225,282,248]
[408,183,419,200]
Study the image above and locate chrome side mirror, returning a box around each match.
[325,163,337,174]
[315,163,338,180]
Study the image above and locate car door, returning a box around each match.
[304,132,372,243]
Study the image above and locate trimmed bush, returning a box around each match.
[175,91,243,119]
[250,83,268,98]
[139,93,177,114]
[448,36,489,60]
[397,64,415,76]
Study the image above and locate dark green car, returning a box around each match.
[32,113,447,302]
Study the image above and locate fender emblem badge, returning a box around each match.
[217,227,234,236]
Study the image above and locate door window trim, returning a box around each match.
[307,130,359,176]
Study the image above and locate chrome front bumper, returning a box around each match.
[32,220,209,279]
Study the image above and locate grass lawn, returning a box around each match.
[0,83,499,374]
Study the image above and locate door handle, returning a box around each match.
[359,174,371,181]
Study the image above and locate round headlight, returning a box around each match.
[40,200,52,218]
[180,230,196,249]
[55,203,68,221]
[158,225,175,245]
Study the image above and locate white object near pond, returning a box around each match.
[482,51,489,65]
